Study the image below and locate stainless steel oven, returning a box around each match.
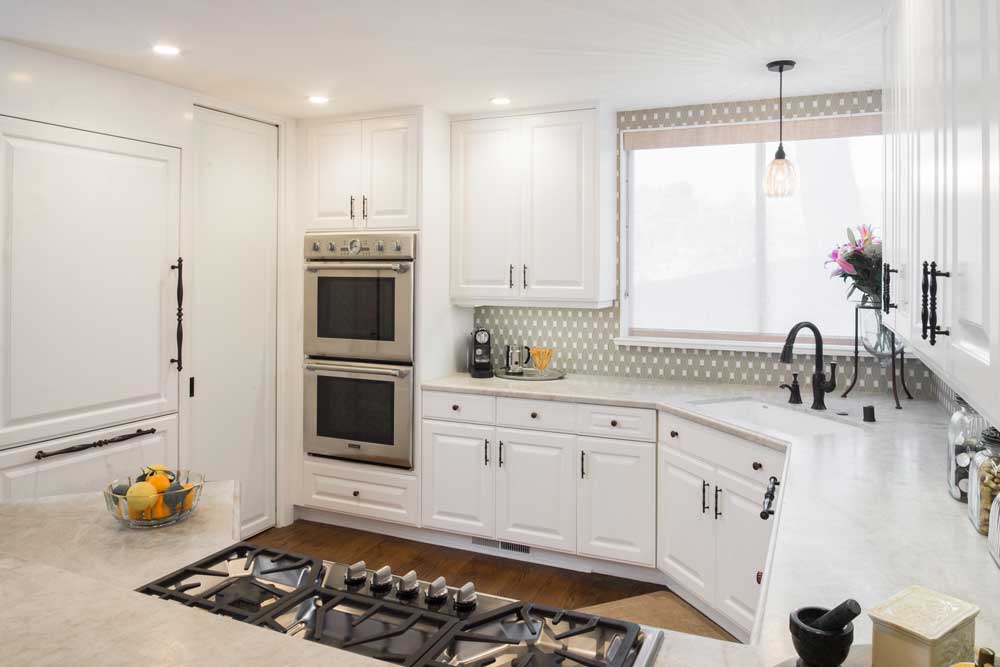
[304,359,413,468]
[304,232,415,363]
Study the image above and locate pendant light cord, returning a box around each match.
[778,65,784,146]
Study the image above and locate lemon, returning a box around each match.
[125,481,158,512]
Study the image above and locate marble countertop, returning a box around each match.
[425,374,1000,666]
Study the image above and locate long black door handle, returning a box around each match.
[714,486,722,519]
[499,441,504,467]
[929,261,950,345]
[484,439,490,466]
[883,263,897,313]
[169,257,184,371]
[580,451,586,479]
[35,428,156,460]
[702,481,709,513]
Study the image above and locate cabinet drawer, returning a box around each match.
[423,391,495,424]
[302,458,419,526]
[576,404,655,442]
[659,413,785,485]
[497,397,576,433]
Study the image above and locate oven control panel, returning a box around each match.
[305,231,416,261]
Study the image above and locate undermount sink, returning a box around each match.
[686,397,862,440]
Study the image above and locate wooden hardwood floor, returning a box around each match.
[250,520,735,642]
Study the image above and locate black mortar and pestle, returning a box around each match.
[789,599,860,667]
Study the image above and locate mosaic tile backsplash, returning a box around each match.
[474,305,932,397]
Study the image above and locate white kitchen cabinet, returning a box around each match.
[577,436,655,566]
[0,116,180,450]
[302,457,418,526]
[0,415,178,500]
[450,116,523,300]
[883,0,1000,426]
[714,467,774,631]
[189,107,278,538]
[495,427,576,553]
[658,446,716,604]
[304,114,418,230]
[421,420,495,538]
[450,107,612,307]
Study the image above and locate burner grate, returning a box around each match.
[136,542,323,620]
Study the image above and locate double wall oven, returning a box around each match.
[303,232,415,469]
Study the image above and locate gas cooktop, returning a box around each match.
[138,542,663,667]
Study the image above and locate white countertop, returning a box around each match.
[424,373,1000,665]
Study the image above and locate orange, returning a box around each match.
[147,472,170,493]
[150,497,172,520]
[128,504,149,520]
[181,483,195,510]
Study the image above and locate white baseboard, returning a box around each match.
[293,504,750,643]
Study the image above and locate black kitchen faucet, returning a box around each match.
[780,322,837,411]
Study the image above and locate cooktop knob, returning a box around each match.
[372,565,393,590]
[348,239,361,254]
[311,242,320,252]
[425,576,448,603]
[328,241,336,252]
[345,560,367,585]
[455,582,478,610]
[397,570,419,597]
[376,240,385,252]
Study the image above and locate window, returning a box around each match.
[623,133,882,348]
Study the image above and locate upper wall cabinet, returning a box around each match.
[450,108,614,307]
[883,0,1000,425]
[305,114,419,230]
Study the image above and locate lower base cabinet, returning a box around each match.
[0,415,178,500]
[577,436,656,566]
[421,420,495,537]
[301,457,419,527]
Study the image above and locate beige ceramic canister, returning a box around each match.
[869,586,980,667]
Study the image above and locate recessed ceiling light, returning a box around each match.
[308,95,330,105]
[152,44,181,56]
[490,97,512,105]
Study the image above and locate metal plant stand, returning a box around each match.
[841,304,913,409]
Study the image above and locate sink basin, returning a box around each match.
[687,398,862,440]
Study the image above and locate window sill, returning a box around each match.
[612,336,857,356]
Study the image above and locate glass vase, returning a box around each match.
[860,307,903,368]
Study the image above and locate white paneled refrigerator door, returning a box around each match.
[0,116,180,449]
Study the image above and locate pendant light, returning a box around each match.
[764,59,798,197]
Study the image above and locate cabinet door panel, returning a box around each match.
[450,117,521,300]
[421,420,494,537]
[521,110,595,300]
[715,468,774,633]
[362,115,418,229]
[658,447,716,604]
[495,428,576,552]
[310,120,361,229]
[0,415,178,500]
[0,117,179,449]
[577,436,654,565]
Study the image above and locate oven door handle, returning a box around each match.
[306,262,409,273]
[305,362,410,378]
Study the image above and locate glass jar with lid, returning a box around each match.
[989,493,1000,569]
[969,426,1000,535]
[948,396,987,502]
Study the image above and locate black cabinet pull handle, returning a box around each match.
[509,264,514,289]
[670,430,679,438]
[35,428,156,460]
[350,195,355,221]
[530,412,538,419]
[169,257,184,371]
[702,480,709,513]
[362,195,368,220]
[580,451,586,479]
[752,461,763,471]
[921,261,930,339]
[484,439,490,466]
[714,486,722,519]
[929,261,950,345]
[352,490,360,497]
[499,441,504,467]
[883,263,898,314]
[451,404,460,411]
[760,476,781,520]
[523,265,527,289]
[756,571,763,585]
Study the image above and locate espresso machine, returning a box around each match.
[468,328,494,378]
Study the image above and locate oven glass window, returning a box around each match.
[316,376,394,446]
[316,276,395,341]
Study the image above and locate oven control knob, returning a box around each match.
[376,240,385,253]
[397,570,419,597]
[372,565,393,591]
[328,241,336,252]
[425,576,448,603]
[348,239,361,255]
[455,582,478,610]
[311,242,320,252]
[394,240,402,252]
[345,560,367,585]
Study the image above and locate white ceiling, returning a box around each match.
[0,0,883,119]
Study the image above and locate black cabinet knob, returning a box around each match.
[610,419,618,427]
[753,462,763,471]
[530,412,538,419]
[756,571,763,585]
[352,490,360,497]
[670,430,679,438]
[451,404,459,411]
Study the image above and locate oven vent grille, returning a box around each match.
[471,537,531,554]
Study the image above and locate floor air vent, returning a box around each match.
[471,537,531,554]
